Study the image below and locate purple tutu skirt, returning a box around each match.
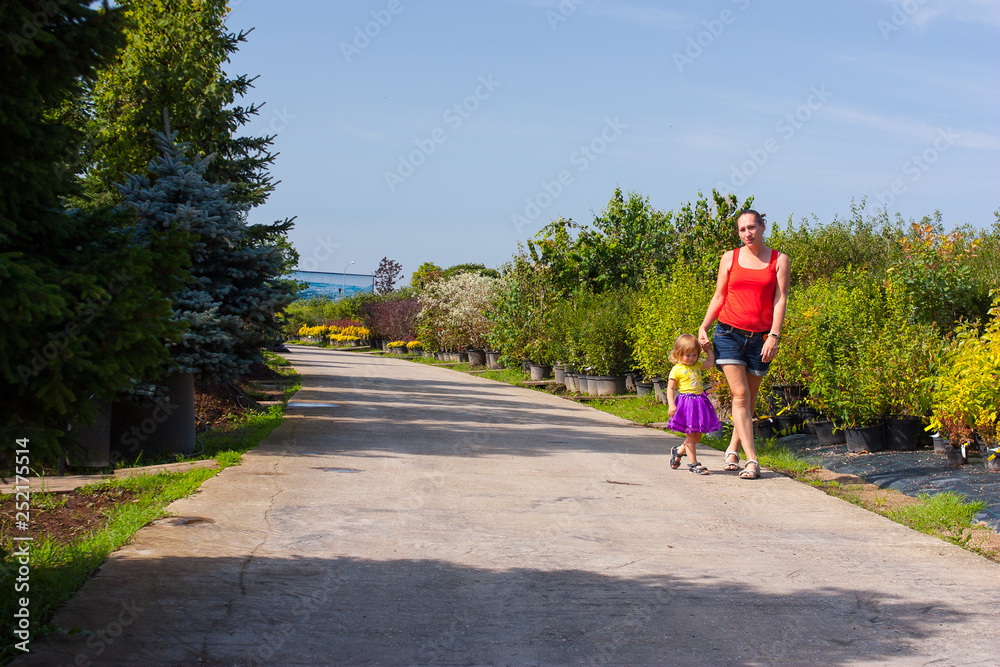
[668,392,721,433]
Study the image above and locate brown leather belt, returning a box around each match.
[717,322,768,338]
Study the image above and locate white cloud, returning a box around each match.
[825,105,1000,150]
[500,0,685,28]
[873,0,1000,29]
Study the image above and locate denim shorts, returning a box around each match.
[713,322,771,377]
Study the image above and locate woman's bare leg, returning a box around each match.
[722,364,761,464]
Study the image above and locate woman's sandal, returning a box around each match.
[739,460,760,479]
[670,446,684,469]
[688,462,710,475]
[723,451,741,471]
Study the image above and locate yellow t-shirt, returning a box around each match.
[668,360,704,394]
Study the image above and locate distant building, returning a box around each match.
[292,270,375,300]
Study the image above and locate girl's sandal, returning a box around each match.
[688,463,710,475]
[723,451,741,471]
[739,460,760,479]
[670,446,684,469]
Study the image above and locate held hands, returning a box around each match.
[697,327,711,352]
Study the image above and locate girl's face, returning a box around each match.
[681,350,700,365]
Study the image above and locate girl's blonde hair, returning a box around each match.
[669,333,700,364]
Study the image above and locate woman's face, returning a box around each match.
[737,214,764,246]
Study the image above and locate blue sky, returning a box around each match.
[226,0,1000,280]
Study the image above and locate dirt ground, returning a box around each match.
[0,485,140,546]
[194,361,287,426]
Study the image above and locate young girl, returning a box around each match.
[666,333,722,475]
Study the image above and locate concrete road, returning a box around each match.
[19,346,1000,665]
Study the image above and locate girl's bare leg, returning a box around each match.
[685,433,702,464]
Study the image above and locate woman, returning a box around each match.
[697,210,790,479]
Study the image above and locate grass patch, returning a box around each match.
[191,405,287,468]
[887,491,987,537]
[476,368,529,386]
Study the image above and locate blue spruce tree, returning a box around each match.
[119,131,293,384]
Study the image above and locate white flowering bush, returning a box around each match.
[417,273,500,351]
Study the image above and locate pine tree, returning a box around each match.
[81,0,300,350]
[1,1,189,461]
[120,131,294,384]
[85,0,275,208]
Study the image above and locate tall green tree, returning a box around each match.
[1,1,189,461]
[83,0,299,361]
[85,0,272,205]
[82,0,297,266]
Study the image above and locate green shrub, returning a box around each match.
[486,249,558,366]
[629,262,714,380]
[890,218,990,332]
[768,201,904,286]
[929,295,1000,445]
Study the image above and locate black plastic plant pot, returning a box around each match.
[755,418,778,441]
[774,413,801,436]
[844,423,884,453]
[944,446,967,467]
[529,363,552,381]
[814,420,846,446]
[884,416,922,451]
[980,443,1000,473]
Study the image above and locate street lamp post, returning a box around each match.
[342,260,355,300]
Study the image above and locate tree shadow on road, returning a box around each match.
[26,554,982,666]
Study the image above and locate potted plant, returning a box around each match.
[579,290,632,396]
[875,286,941,450]
[931,301,1000,470]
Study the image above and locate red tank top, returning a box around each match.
[718,247,778,332]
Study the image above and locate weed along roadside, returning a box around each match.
[0,353,301,662]
[377,346,1000,564]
